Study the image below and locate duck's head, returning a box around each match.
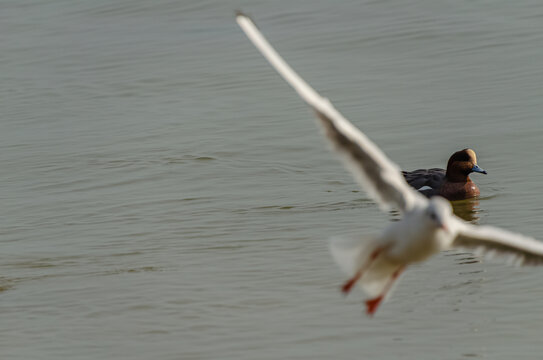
[445,148,487,181]
[426,197,452,232]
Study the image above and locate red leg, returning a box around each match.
[365,265,405,316]
[341,270,362,294]
[341,247,382,295]
[365,296,384,316]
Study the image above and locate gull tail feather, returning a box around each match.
[330,235,401,298]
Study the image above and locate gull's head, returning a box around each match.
[446,148,487,180]
[426,197,452,232]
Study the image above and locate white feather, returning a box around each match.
[451,218,543,266]
[330,235,401,297]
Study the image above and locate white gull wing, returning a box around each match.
[451,218,543,266]
[236,12,426,212]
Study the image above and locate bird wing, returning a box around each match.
[236,12,426,212]
[451,218,543,265]
[402,168,445,191]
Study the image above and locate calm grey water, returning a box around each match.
[2,0,543,359]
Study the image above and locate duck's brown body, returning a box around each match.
[439,178,480,200]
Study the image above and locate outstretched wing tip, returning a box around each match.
[236,11,425,212]
[235,10,250,19]
[453,220,543,266]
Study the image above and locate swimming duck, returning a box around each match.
[402,149,487,201]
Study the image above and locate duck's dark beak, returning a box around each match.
[472,164,487,175]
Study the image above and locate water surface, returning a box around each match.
[2,0,543,359]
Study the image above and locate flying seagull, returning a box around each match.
[236,12,543,316]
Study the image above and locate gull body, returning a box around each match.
[236,12,543,316]
[382,201,450,264]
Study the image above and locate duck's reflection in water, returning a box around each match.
[451,197,481,224]
[448,198,483,265]
[387,197,481,223]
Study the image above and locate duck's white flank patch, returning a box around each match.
[417,186,433,191]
